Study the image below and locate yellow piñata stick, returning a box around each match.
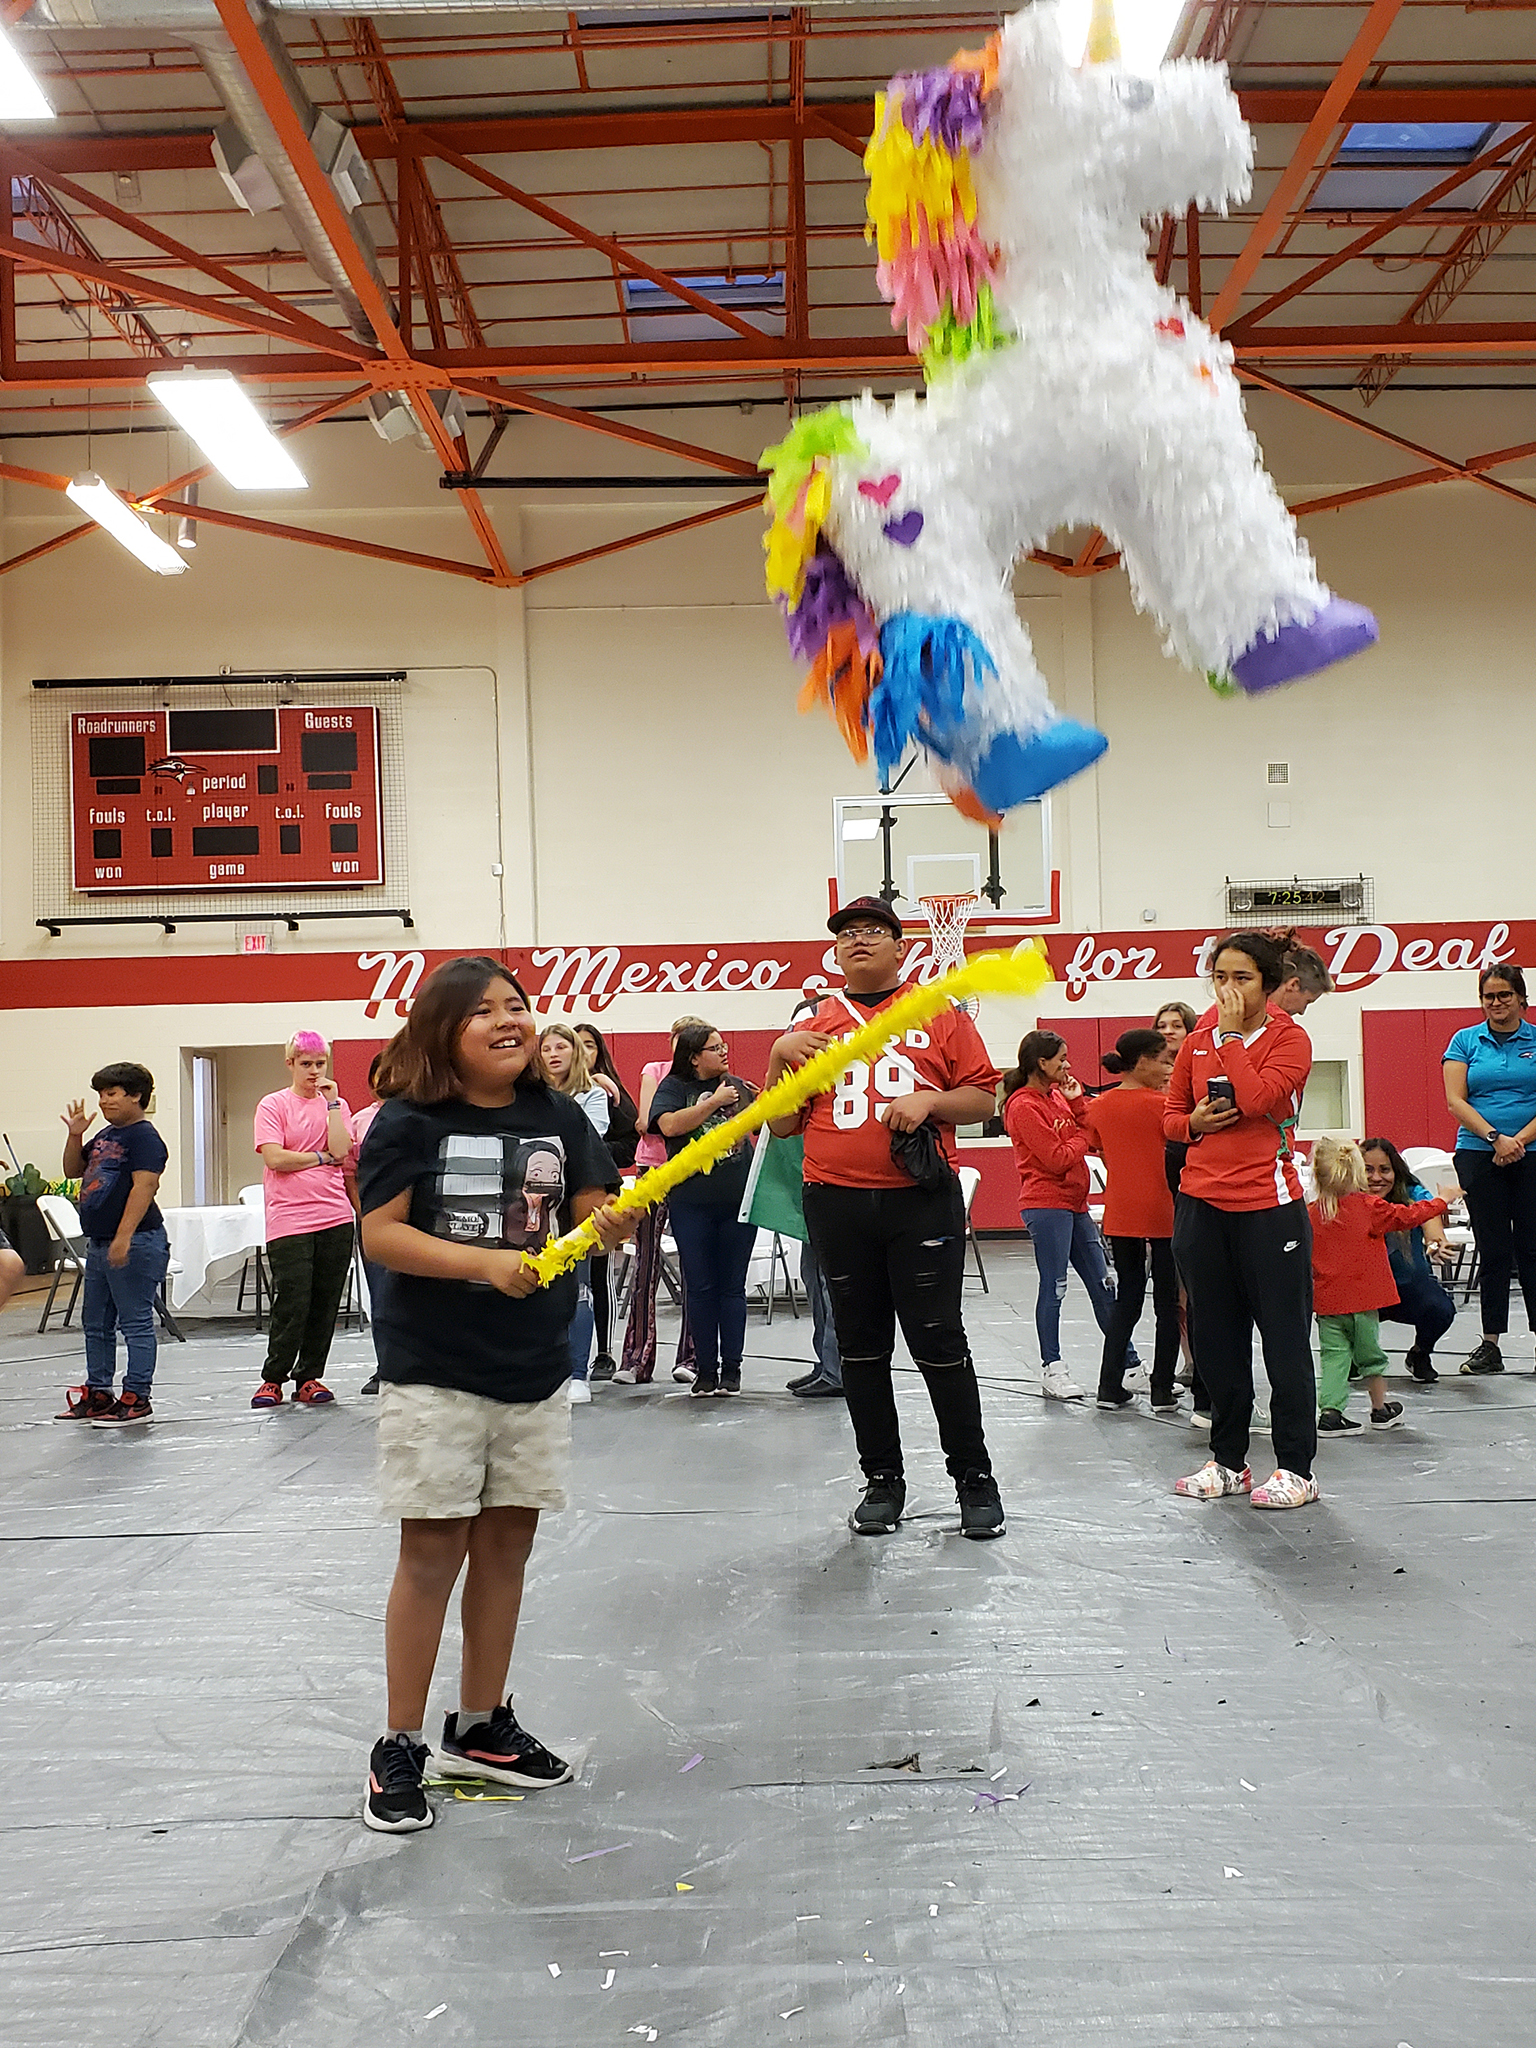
[525,943,1052,1288]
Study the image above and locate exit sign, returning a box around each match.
[240,932,271,954]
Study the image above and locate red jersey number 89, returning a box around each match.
[831,1049,921,1130]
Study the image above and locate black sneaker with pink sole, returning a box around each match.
[434,1700,573,1789]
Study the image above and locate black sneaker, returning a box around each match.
[90,1390,153,1427]
[786,1369,820,1391]
[1404,1347,1438,1384]
[849,1472,905,1535]
[363,1734,433,1833]
[1461,1341,1504,1375]
[590,1353,617,1382]
[1370,1400,1405,1430]
[435,1700,573,1789]
[957,1469,1005,1539]
[1150,1391,1183,1414]
[360,1374,380,1396]
[1095,1390,1134,1411]
[792,1376,845,1399]
[1317,1408,1362,1436]
[691,1368,720,1397]
[719,1365,742,1395]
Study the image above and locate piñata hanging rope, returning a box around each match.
[525,943,1052,1287]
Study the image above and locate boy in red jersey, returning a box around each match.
[764,898,1003,1539]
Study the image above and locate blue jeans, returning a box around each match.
[1021,1207,1135,1369]
[568,1257,594,1381]
[668,1203,756,1375]
[800,1239,842,1387]
[84,1226,170,1395]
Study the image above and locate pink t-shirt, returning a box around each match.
[254,1088,355,1240]
[634,1059,670,1169]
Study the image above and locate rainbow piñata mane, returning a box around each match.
[864,37,1009,376]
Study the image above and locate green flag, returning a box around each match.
[739,1131,808,1242]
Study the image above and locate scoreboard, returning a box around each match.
[70,705,383,893]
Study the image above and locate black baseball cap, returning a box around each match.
[827,895,905,940]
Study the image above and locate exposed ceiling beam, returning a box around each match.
[1228,121,1536,333]
[1357,132,1536,402]
[417,133,771,345]
[1242,366,1536,513]
[209,0,513,585]
[6,146,387,364]
[0,226,378,362]
[0,335,915,389]
[1208,0,1408,331]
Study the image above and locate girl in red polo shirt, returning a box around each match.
[1085,1029,1180,1415]
[1165,930,1317,1511]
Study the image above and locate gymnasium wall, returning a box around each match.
[1,389,1532,1196]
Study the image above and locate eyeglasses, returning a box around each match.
[701,1040,727,1054]
[837,922,893,941]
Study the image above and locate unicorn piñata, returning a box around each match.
[763,0,1378,820]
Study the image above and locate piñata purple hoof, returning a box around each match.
[969,719,1108,810]
[1230,597,1378,695]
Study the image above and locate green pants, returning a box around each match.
[1316,1310,1387,1413]
[263,1222,355,1386]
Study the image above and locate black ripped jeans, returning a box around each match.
[802,1179,991,1482]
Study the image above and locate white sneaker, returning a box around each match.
[672,1363,696,1384]
[1040,1364,1085,1401]
[567,1379,592,1405]
[611,1366,640,1384]
[1124,1366,1149,1394]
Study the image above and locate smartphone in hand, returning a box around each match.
[1205,1076,1237,1111]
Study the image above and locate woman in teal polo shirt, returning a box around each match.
[1443,964,1536,1374]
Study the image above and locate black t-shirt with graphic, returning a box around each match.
[649,1071,758,1212]
[357,1086,620,1404]
[77,1119,167,1242]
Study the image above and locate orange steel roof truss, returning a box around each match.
[0,1,1529,588]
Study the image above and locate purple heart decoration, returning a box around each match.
[858,473,902,506]
[883,510,924,547]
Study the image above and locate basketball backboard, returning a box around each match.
[831,791,1052,925]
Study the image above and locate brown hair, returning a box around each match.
[374,955,534,1106]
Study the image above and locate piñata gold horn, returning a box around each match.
[1085,0,1122,63]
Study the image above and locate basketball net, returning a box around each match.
[918,893,981,1016]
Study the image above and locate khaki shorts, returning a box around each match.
[377,1381,570,1520]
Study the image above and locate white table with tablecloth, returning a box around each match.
[160,1204,266,1315]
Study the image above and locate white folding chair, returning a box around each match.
[36,1193,183,1339]
[37,1193,85,1333]
[746,1228,799,1322]
[956,1165,989,1292]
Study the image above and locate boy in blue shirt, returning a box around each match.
[58,1063,170,1425]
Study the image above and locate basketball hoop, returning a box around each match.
[919,892,981,1014]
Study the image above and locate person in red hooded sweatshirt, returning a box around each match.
[1166,931,1318,1510]
[1003,1032,1138,1403]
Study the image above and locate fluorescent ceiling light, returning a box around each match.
[147,370,306,490]
[66,473,187,576]
[0,27,53,120]
[1058,0,1187,74]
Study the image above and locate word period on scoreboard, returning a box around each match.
[71,706,383,893]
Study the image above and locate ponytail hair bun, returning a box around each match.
[1104,1028,1167,1075]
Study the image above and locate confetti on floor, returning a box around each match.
[547,1963,561,1979]
[602,1970,616,1990]
[680,1754,703,1773]
[423,2007,447,2021]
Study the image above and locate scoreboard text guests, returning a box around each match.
[70,706,383,893]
